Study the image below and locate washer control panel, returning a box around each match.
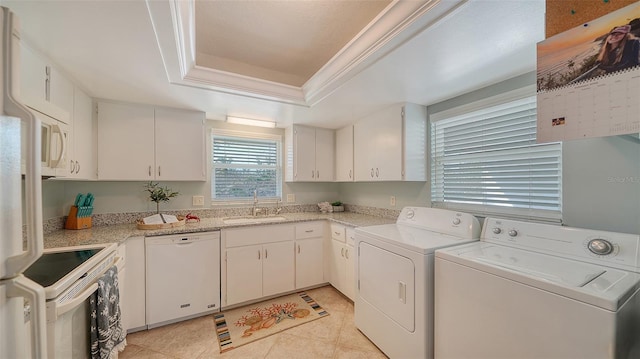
[482,218,640,272]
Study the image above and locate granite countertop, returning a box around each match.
[43,212,397,249]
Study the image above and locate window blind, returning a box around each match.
[430,95,562,222]
[212,134,281,201]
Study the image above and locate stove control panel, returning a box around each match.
[482,218,640,273]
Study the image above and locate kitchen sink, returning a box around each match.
[222,216,287,225]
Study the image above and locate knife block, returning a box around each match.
[65,206,92,230]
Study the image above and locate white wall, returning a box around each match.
[338,182,429,210]
[562,135,640,234]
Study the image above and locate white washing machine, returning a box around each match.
[435,218,640,359]
[355,207,481,359]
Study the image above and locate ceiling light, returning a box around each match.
[226,116,277,128]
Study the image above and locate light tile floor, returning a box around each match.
[120,286,388,359]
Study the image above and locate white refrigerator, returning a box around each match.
[0,6,48,359]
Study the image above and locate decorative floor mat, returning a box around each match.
[214,291,329,353]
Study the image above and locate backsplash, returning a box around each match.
[42,203,401,235]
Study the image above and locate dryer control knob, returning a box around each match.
[492,227,502,234]
[508,229,518,237]
[588,239,614,255]
[452,218,461,225]
[405,210,415,219]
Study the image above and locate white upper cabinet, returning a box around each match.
[97,101,205,181]
[285,125,335,182]
[65,87,96,179]
[20,42,73,124]
[354,103,427,181]
[335,125,354,182]
[154,108,206,181]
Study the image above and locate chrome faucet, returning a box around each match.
[252,189,262,216]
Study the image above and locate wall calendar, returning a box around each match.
[536,2,640,143]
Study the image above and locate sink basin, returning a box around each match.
[222,216,287,225]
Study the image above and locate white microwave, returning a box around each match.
[21,107,69,177]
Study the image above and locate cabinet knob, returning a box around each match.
[349,170,352,179]
[376,168,379,177]
[148,166,152,177]
[158,166,161,177]
[75,161,80,174]
[311,170,315,178]
[371,168,374,178]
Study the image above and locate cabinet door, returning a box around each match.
[344,244,355,300]
[293,125,316,181]
[315,128,334,181]
[70,88,95,179]
[329,239,346,293]
[154,108,205,181]
[335,125,354,182]
[97,102,155,180]
[262,241,295,297]
[295,237,324,289]
[353,120,375,181]
[49,66,74,123]
[19,42,48,113]
[372,105,403,180]
[19,43,72,124]
[354,106,403,181]
[225,245,263,306]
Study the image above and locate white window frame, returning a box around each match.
[211,129,282,204]
[429,86,563,223]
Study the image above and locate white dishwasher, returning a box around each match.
[145,231,220,329]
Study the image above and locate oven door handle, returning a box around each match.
[56,283,98,318]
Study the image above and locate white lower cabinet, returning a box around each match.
[295,222,325,289]
[329,224,355,300]
[122,236,146,332]
[222,224,295,307]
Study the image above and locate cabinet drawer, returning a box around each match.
[330,223,346,242]
[346,226,356,246]
[223,224,294,248]
[295,222,324,239]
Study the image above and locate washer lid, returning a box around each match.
[355,224,478,254]
[436,242,640,311]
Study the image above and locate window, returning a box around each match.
[430,88,562,222]
[211,130,282,202]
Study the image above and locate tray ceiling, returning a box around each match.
[195,0,391,88]
[147,0,454,106]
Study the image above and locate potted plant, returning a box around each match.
[144,182,179,213]
[331,201,344,212]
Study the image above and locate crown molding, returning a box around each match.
[146,0,465,107]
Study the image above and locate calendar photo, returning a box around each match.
[537,2,640,142]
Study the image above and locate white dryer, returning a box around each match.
[355,207,481,359]
[435,218,640,359]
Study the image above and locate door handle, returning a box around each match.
[398,281,406,304]
[57,283,98,317]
